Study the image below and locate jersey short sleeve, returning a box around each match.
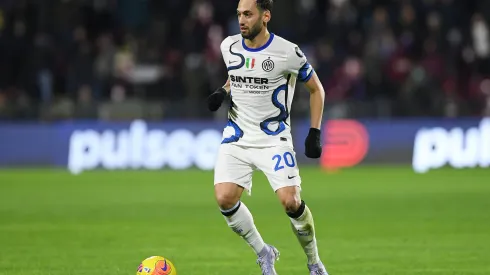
[286,45,314,82]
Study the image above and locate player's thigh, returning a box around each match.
[253,145,302,192]
[214,143,254,194]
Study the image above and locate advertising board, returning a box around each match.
[0,118,488,174]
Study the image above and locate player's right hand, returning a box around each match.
[207,87,227,112]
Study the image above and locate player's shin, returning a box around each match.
[287,200,321,264]
[221,201,267,256]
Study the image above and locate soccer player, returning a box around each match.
[207,0,328,274]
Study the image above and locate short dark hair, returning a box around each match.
[256,0,273,12]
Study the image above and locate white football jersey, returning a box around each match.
[220,33,314,148]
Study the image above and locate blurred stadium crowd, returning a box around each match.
[0,0,490,121]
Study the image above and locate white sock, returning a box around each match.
[221,201,266,255]
[289,201,321,264]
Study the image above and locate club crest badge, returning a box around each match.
[262,57,274,72]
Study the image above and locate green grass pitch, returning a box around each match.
[1,166,490,275]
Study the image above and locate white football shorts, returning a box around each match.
[214,143,302,194]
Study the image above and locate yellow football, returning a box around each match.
[136,256,177,275]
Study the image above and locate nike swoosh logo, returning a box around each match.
[288,175,296,179]
[162,260,168,271]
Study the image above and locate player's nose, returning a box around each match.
[238,16,246,25]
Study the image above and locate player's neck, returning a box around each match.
[244,29,270,49]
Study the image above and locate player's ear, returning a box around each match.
[262,10,271,23]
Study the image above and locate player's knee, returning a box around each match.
[214,184,241,210]
[286,199,306,219]
[276,186,302,213]
[281,195,302,213]
[216,193,239,210]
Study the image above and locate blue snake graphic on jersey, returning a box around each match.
[227,41,245,71]
[223,40,245,143]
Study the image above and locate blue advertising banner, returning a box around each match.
[0,118,489,174]
[0,120,226,173]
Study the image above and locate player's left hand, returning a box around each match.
[304,128,322,158]
[207,87,227,112]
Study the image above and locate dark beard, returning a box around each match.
[241,22,262,40]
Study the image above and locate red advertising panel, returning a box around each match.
[321,120,369,169]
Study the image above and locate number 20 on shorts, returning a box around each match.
[272,152,296,171]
